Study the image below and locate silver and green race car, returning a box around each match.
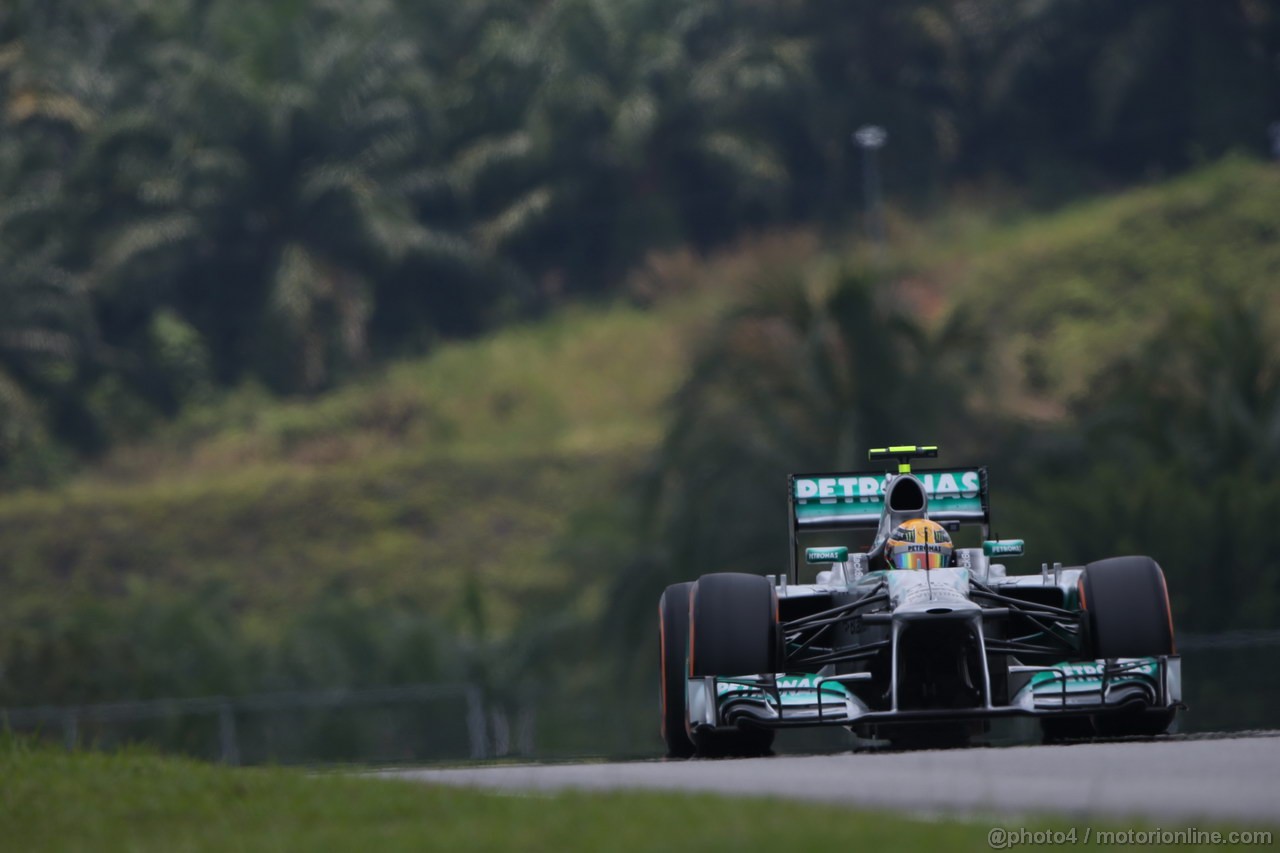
[659,445,1182,757]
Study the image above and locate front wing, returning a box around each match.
[687,656,1182,732]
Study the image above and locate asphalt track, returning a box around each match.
[382,732,1280,824]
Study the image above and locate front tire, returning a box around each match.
[689,573,779,678]
[688,573,780,757]
[659,582,696,758]
[1079,556,1177,738]
[1081,556,1175,659]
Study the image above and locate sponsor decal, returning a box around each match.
[794,471,981,501]
[1030,659,1159,689]
[715,675,850,698]
[716,681,757,696]
[983,539,1025,557]
[775,676,846,692]
[793,470,985,525]
[805,546,849,564]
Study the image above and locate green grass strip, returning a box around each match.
[0,741,1270,852]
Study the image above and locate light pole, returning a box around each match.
[853,125,888,258]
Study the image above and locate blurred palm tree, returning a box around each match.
[928,0,1279,184]
[0,38,94,473]
[0,0,519,472]
[84,0,495,392]
[471,0,803,293]
[0,252,84,474]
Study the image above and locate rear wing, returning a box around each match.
[787,467,990,581]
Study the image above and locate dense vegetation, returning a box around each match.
[2,0,1278,481]
[2,0,1279,758]
[1,159,1277,754]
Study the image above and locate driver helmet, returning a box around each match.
[885,518,953,570]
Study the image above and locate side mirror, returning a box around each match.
[983,539,1025,557]
[805,546,849,564]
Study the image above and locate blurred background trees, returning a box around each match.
[1,0,1279,751]
[2,0,1278,479]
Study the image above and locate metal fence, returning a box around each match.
[4,632,1277,765]
[1178,629,1280,651]
[0,683,539,765]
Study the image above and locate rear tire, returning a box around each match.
[688,573,780,757]
[659,582,696,758]
[1081,556,1175,659]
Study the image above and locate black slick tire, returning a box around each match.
[688,573,779,757]
[1080,556,1175,659]
[659,582,696,758]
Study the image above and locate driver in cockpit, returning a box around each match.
[884,518,954,570]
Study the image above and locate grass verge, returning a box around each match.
[2,743,1271,852]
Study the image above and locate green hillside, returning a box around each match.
[95,300,704,484]
[0,237,818,679]
[0,306,683,635]
[936,156,1280,414]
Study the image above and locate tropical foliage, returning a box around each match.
[2,0,1278,480]
[2,0,1280,754]
[2,157,1279,750]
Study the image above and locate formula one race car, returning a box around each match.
[659,445,1182,757]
